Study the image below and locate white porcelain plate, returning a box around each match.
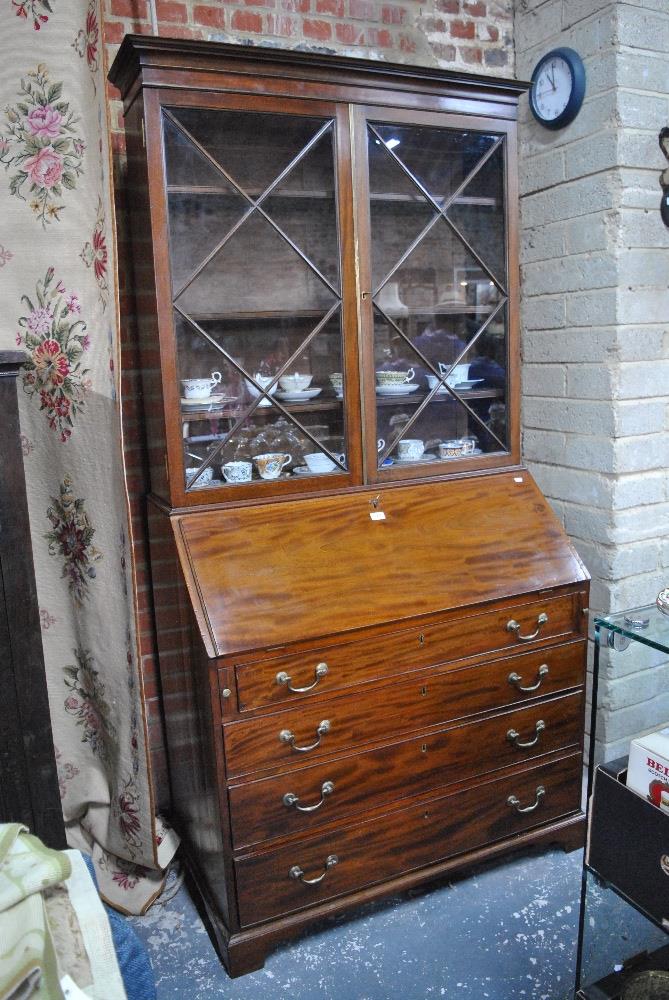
[376,384,420,396]
[275,388,322,401]
[394,452,438,464]
[292,465,342,475]
[181,393,231,408]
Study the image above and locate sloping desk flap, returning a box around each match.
[172,471,589,658]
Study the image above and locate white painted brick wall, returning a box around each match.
[515,0,669,764]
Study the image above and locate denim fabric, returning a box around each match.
[83,855,156,1000]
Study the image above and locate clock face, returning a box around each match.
[532,55,572,122]
[529,48,585,130]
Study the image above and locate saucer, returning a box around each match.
[276,388,322,402]
[439,448,483,459]
[394,452,438,464]
[293,465,341,475]
[187,478,223,489]
[451,379,484,391]
[376,384,419,396]
[181,393,230,407]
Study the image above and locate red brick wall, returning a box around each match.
[102,0,513,808]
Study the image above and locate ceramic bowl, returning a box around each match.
[279,373,312,392]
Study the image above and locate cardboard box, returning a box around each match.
[627,728,669,810]
[587,757,669,928]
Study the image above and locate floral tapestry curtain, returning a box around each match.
[0,1,177,913]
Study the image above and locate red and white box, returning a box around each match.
[627,726,669,811]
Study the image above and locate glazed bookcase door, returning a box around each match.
[355,107,518,482]
[156,95,361,500]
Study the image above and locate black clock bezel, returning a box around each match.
[529,47,586,130]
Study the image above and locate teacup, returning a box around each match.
[185,466,213,485]
[303,452,345,473]
[222,461,252,484]
[438,362,470,385]
[181,371,222,399]
[376,368,415,386]
[426,374,447,392]
[329,373,344,394]
[279,372,313,392]
[253,452,292,480]
[461,436,478,455]
[397,438,424,461]
[377,438,386,453]
[439,438,467,459]
[246,373,277,407]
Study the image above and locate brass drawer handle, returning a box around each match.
[508,664,549,693]
[507,719,545,749]
[280,720,330,753]
[276,662,328,694]
[506,612,548,642]
[507,785,546,814]
[289,854,338,885]
[284,780,335,813]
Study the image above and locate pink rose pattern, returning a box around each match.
[54,747,80,801]
[18,268,91,440]
[45,476,102,606]
[0,64,83,226]
[63,647,117,767]
[80,196,108,308]
[1,18,170,907]
[11,0,53,31]
[39,608,56,629]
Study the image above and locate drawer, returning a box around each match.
[229,690,584,849]
[224,639,585,778]
[234,751,583,926]
[234,592,583,712]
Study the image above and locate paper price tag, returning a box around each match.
[369,511,386,521]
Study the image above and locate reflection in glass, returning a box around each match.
[368,119,508,468]
[162,106,347,489]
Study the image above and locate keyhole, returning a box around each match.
[421,744,428,754]
[370,494,380,509]
[418,633,425,645]
[421,685,428,697]
[424,811,430,820]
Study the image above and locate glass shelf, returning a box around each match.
[594,605,669,656]
[576,602,669,996]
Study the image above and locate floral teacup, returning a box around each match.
[181,371,222,399]
[222,461,252,483]
[253,452,292,480]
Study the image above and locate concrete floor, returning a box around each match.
[129,847,666,999]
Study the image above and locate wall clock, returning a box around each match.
[529,47,586,130]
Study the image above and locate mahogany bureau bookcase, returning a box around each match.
[109,37,590,977]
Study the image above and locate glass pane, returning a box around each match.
[216,402,346,483]
[371,123,498,206]
[164,117,250,292]
[169,107,328,196]
[176,211,337,319]
[368,135,436,291]
[176,309,348,488]
[374,215,494,336]
[263,129,340,292]
[446,143,506,284]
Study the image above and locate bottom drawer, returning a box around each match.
[235,752,582,927]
